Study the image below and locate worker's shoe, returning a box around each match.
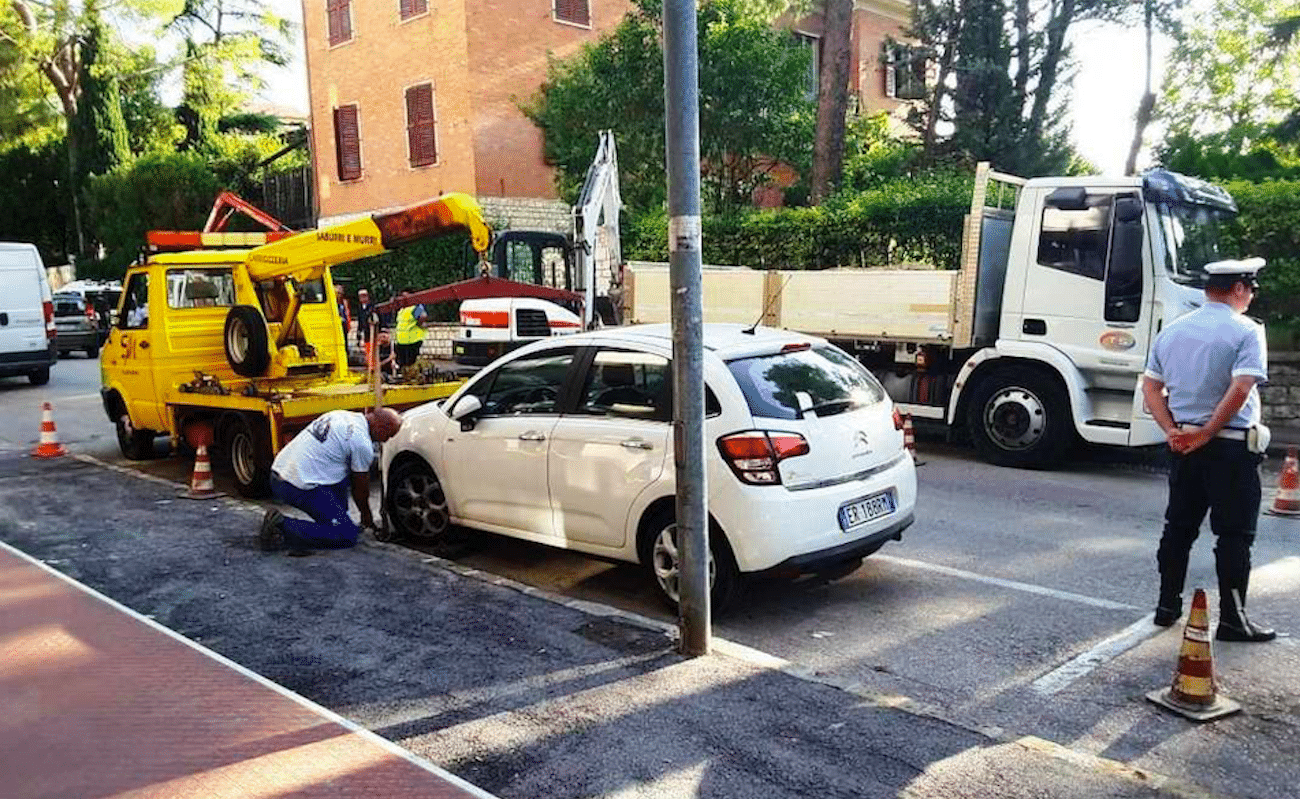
[1153,602,1183,627]
[258,510,286,552]
[1216,615,1277,643]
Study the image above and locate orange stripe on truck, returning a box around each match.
[460,310,509,328]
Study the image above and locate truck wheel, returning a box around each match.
[226,414,273,498]
[224,305,271,377]
[967,366,1073,468]
[639,510,742,615]
[116,414,155,460]
[386,459,450,541]
[28,367,50,386]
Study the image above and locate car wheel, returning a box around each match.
[59,350,70,358]
[641,510,741,614]
[86,342,99,359]
[28,367,50,386]
[115,413,155,460]
[225,414,272,498]
[223,305,271,377]
[967,365,1074,468]
[386,459,451,541]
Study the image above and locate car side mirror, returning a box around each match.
[1115,197,1143,224]
[450,394,483,430]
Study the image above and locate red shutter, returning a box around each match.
[334,105,362,181]
[555,0,590,26]
[328,0,352,45]
[401,0,428,19]
[406,84,437,167]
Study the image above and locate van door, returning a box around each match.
[0,244,50,358]
[106,272,165,430]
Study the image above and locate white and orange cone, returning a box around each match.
[182,444,221,500]
[903,415,923,465]
[1269,447,1300,516]
[31,402,66,458]
[1146,588,1241,722]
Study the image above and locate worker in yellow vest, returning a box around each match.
[393,287,427,375]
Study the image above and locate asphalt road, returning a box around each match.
[4,356,1299,798]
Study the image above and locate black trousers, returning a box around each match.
[1157,438,1262,618]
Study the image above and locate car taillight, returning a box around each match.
[86,304,97,321]
[717,431,810,485]
[893,407,905,431]
[43,301,55,339]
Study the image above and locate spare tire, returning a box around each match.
[224,305,271,377]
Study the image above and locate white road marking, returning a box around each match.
[873,554,1139,611]
[0,541,503,799]
[1030,615,1164,695]
[53,393,104,403]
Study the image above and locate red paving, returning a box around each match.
[0,545,493,799]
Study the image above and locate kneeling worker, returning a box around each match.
[259,407,403,552]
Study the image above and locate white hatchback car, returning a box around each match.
[381,324,917,609]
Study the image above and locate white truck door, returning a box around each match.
[1016,188,1153,423]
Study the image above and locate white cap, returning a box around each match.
[1204,257,1265,277]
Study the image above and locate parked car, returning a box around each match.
[381,324,917,610]
[0,242,57,385]
[56,279,121,343]
[52,293,100,358]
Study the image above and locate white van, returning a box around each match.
[0,242,57,385]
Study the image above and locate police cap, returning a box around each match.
[1204,257,1265,290]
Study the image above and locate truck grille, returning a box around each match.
[515,308,551,338]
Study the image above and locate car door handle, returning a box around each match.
[518,431,547,442]
[621,438,653,450]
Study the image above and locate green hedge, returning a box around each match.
[626,175,1300,324]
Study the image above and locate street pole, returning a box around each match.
[663,0,710,656]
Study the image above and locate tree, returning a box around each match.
[808,0,851,203]
[71,0,129,182]
[525,0,813,213]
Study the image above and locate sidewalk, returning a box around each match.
[0,453,1222,799]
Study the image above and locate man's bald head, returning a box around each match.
[366,407,403,442]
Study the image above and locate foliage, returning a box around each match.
[523,0,814,213]
[1157,132,1300,181]
[83,151,221,277]
[343,237,485,323]
[839,111,926,191]
[1219,179,1300,324]
[71,0,131,181]
[0,142,72,265]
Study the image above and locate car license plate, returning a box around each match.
[838,490,895,531]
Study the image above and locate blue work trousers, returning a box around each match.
[270,475,361,549]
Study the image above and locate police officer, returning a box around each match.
[1141,257,1276,642]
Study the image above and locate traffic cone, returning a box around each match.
[1268,447,1300,516]
[903,415,924,465]
[1146,589,1241,722]
[182,444,221,500]
[31,402,66,458]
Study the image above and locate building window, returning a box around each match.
[554,0,590,26]
[884,41,926,101]
[405,83,438,168]
[400,0,428,20]
[794,32,820,100]
[333,104,362,181]
[327,0,353,46]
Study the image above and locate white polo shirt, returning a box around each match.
[272,410,375,489]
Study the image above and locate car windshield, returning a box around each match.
[1156,203,1236,287]
[53,296,84,316]
[726,344,886,420]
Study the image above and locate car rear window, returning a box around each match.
[54,297,84,317]
[725,344,886,420]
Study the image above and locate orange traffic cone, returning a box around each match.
[1146,589,1241,722]
[31,402,66,458]
[903,415,923,465]
[182,444,221,500]
[1268,447,1300,516]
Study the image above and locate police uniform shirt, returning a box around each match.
[1144,301,1268,429]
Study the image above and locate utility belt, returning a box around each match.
[1177,423,1270,454]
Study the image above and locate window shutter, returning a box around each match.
[401,0,428,19]
[406,84,437,167]
[328,0,352,45]
[883,44,897,98]
[555,0,590,26]
[334,105,362,181]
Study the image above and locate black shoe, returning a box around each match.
[1216,618,1277,642]
[1154,604,1183,627]
[258,510,286,552]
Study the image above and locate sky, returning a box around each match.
[249,0,1171,176]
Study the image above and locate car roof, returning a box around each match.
[556,323,825,360]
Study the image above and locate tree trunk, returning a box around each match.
[809,0,854,205]
[1026,0,1076,144]
[1125,0,1156,175]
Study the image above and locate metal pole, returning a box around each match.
[663,0,710,656]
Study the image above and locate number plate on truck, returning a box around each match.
[838,490,896,531]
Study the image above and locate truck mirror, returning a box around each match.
[1115,197,1143,223]
[1045,187,1088,211]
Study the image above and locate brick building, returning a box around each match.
[302,0,916,227]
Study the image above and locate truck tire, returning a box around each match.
[225,413,273,498]
[967,365,1074,469]
[115,413,155,460]
[224,305,271,377]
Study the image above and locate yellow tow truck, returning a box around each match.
[100,193,491,497]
